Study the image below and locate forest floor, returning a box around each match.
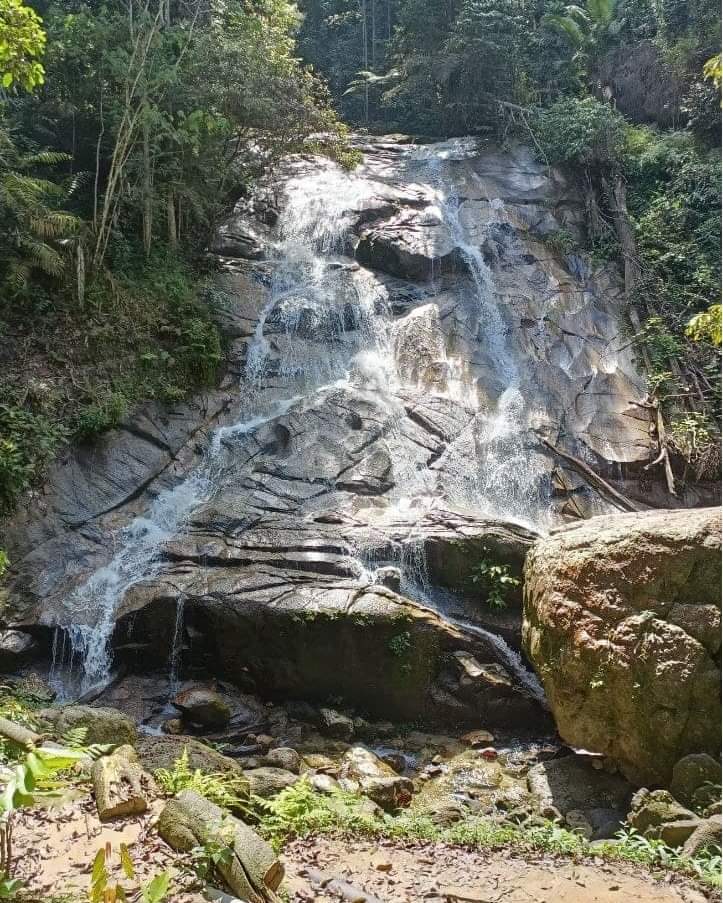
[15,796,712,903]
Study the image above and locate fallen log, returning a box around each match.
[539,438,641,513]
[91,744,151,821]
[301,867,385,903]
[0,715,41,748]
[158,789,283,903]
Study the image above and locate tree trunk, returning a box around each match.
[158,790,283,903]
[142,115,152,257]
[167,191,177,249]
[0,716,41,748]
[91,745,151,821]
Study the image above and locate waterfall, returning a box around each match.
[58,140,551,696]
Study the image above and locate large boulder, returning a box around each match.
[38,705,137,746]
[523,508,722,785]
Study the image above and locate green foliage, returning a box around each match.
[0,552,7,580]
[387,631,412,657]
[154,748,250,815]
[247,781,722,889]
[533,97,627,169]
[471,549,520,609]
[253,777,379,850]
[687,304,722,346]
[0,123,80,295]
[90,843,173,903]
[543,0,622,84]
[0,0,45,91]
[0,404,68,514]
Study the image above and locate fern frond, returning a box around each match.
[17,237,66,276]
[29,211,81,239]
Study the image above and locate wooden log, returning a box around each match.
[158,789,283,903]
[540,438,641,513]
[0,715,41,748]
[91,745,150,821]
[302,867,384,903]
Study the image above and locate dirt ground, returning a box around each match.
[14,799,713,903]
[283,837,711,903]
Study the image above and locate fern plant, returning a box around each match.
[0,122,81,295]
[471,548,520,609]
[154,748,249,815]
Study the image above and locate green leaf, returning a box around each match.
[142,870,173,903]
[119,842,135,879]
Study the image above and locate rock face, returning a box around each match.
[523,508,722,785]
[0,137,690,732]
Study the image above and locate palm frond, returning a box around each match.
[543,14,586,46]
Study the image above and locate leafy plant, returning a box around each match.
[387,632,412,658]
[154,748,249,815]
[471,549,520,609]
[90,842,173,903]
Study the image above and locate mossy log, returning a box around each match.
[157,789,283,903]
[91,745,151,821]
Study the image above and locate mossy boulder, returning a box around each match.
[669,753,721,810]
[523,508,721,785]
[38,705,137,746]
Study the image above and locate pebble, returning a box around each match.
[478,747,498,761]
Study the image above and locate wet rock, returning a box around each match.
[136,735,244,776]
[669,754,721,810]
[524,508,722,785]
[172,687,231,730]
[461,729,495,748]
[319,708,355,740]
[244,767,300,798]
[375,567,401,592]
[628,789,696,837]
[161,718,185,735]
[262,747,301,774]
[0,630,39,670]
[39,705,137,746]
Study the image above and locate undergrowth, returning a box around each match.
[248,780,722,890]
[0,248,223,514]
[154,748,250,815]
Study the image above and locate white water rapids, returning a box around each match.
[53,139,548,703]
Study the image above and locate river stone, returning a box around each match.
[262,747,302,774]
[318,708,355,740]
[38,705,137,746]
[340,746,413,810]
[244,767,300,798]
[669,754,721,810]
[628,789,696,837]
[0,630,39,670]
[172,687,231,730]
[523,508,722,785]
[657,818,704,848]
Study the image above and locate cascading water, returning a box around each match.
[56,140,550,699]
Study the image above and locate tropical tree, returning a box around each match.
[0,0,45,91]
[543,0,622,85]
